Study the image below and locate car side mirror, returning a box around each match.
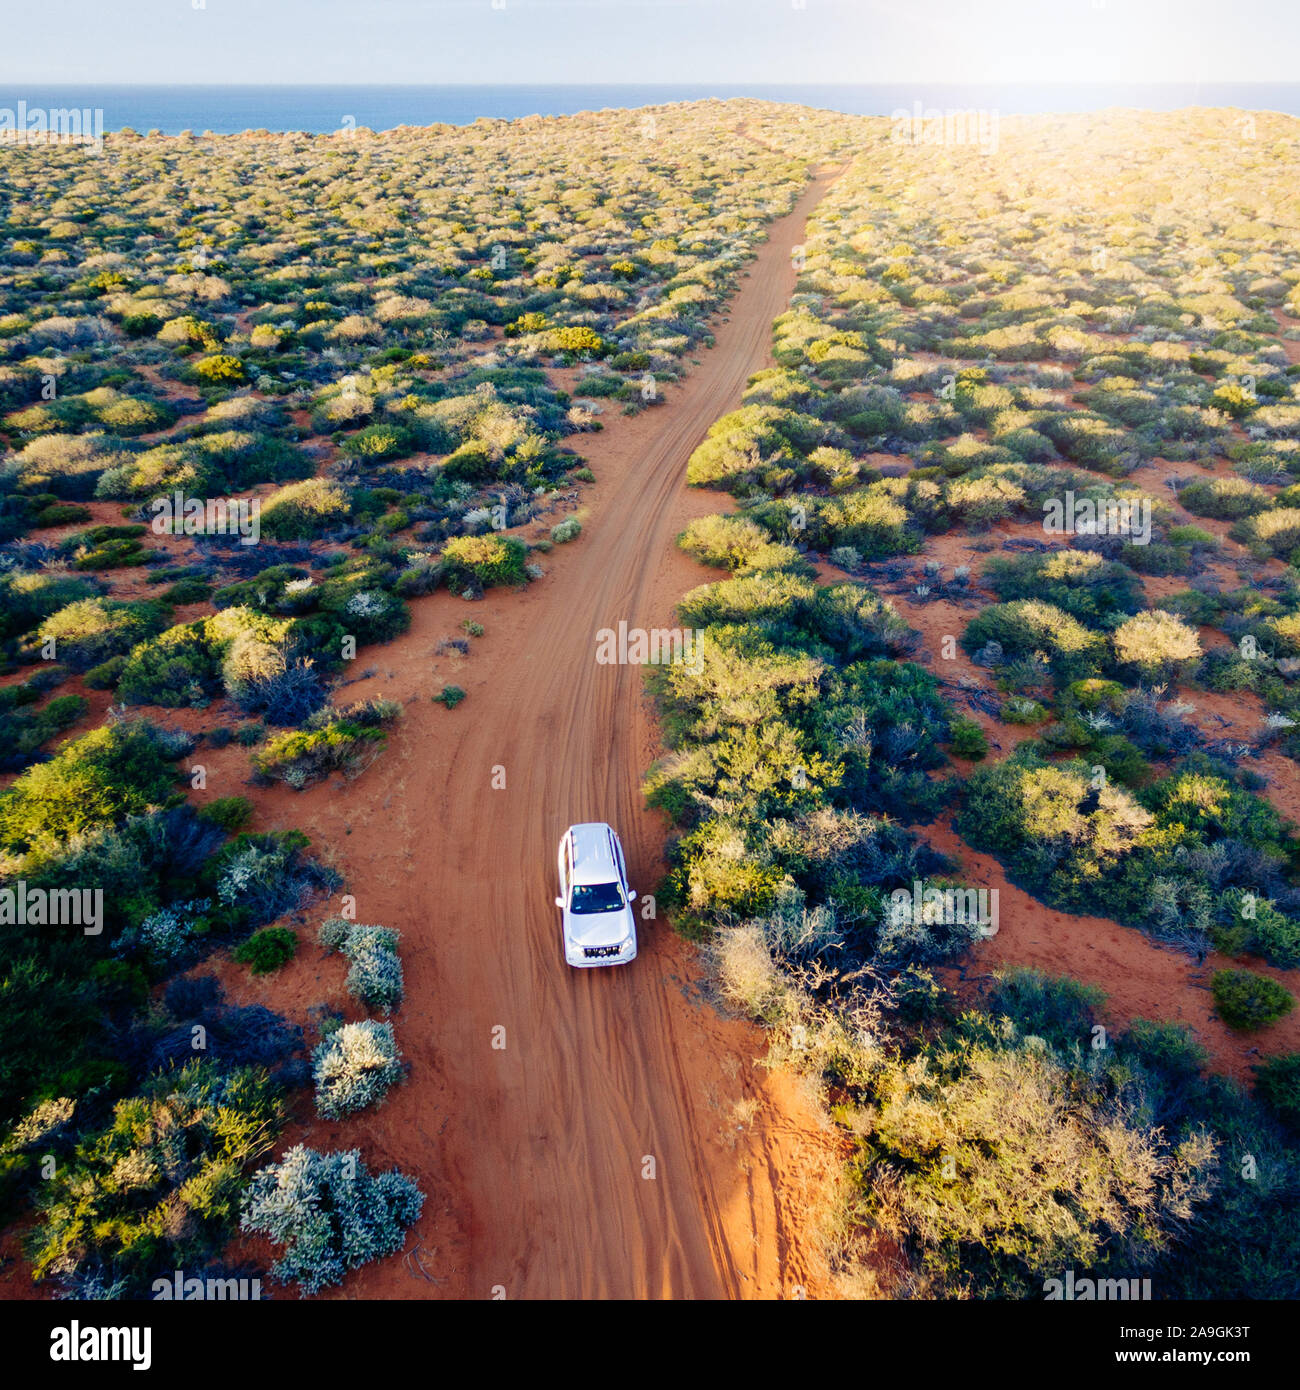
[554,896,564,909]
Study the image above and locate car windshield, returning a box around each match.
[570,881,624,914]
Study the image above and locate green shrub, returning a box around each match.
[1001,697,1048,725]
[1087,734,1151,789]
[115,621,222,707]
[985,968,1107,1054]
[233,926,297,975]
[1211,970,1295,1032]
[677,513,790,571]
[1178,475,1271,520]
[0,570,99,643]
[30,1062,282,1296]
[1253,1054,1300,1132]
[441,440,495,481]
[685,408,805,491]
[955,749,1152,913]
[857,1031,1212,1298]
[7,433,128,500]
[37,597,168,671]
[821,482,924,558]
[341,422,413,459]
[0,693,88,773]
[441,534,528,591]
[122,312,163,337]
[33,502,92,527]
[202,829,338,935]
[962,600,1104,681]
[433,684,466,709]
[94,441,210,501]
[981,549,1143,624]
[394,554,443,597]
[948,716,989,759]
[159,576,214,605]
[1240,507,1300,558]
[944,472,1027,527]
[1068,678,1125,711]
[315,573,410,646]
[63,524,151,570]
[252,701,400,789]
[197,796,255,833]
[259,478,351,540]
[0,720,182,857]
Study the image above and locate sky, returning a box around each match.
[1,0,1298,86]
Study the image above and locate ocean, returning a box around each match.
[3,83,1299,135]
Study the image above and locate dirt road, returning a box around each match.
[235,169,846,1300]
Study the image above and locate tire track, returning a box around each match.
[290,167,846,1300]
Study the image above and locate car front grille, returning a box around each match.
[583,944,623,959]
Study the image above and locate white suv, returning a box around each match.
[555,822,638,967]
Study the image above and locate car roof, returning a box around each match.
[568,822,619,884]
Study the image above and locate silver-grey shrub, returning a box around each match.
[312,1020,402,1119]
[239,1145,424,1295]
[318,917,404,1013]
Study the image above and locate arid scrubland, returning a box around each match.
[5,97,1300,1301]
[656,108,1300,1298]
[0,101,856,1297]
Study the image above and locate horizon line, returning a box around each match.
[3,79,1299,89]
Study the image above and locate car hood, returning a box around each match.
[566,906,634,947]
